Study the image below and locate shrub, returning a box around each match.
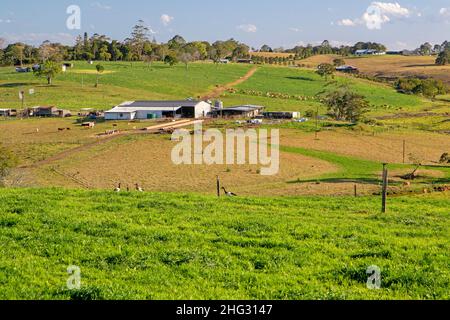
[395,78,447,98]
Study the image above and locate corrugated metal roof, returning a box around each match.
[105,106,182,113]
[223,105,264,112]
[119,100,201,108]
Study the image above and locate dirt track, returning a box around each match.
[201,66,258,100]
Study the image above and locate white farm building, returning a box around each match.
[104,100,212,120]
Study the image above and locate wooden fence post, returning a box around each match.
[381,163,388,213]
[216,176,220,197]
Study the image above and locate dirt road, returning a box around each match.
[201,66,258,100]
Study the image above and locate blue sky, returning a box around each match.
[0,0,449,49]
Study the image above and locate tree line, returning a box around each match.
[0,21,393,67]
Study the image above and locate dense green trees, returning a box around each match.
[322,88,369,123]
[1,24,448,70]
[436,49,450,65]
[396,78,446,98]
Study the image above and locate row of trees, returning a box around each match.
[0,21,392,67]
[284,41,387,60]
[412,41,450,56]
[0,21,251,68]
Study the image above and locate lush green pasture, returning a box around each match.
[221,66,426,114]
[0,188,448,300]
[0,62,252,110]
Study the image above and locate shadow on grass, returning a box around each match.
[0,82,33,88]
[287,177,381,185]
[404,64,436,68]
[285,76,315,82]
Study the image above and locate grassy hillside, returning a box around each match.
[0,188,448,300]
[0,61,252,110]
[0,61,431,115]
[220,66,425,115]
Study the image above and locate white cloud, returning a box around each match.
[289,27,301,32]
[237,24,257,33]
[148,27,158,35]
[329,40,353,47]
[336,2,411,30]
[337,19,357,27]
[0,19,12,23]
[372,2,410,17]
[161,14,174,26]
[363,2,410,29]
[90,2,112,10]
[440,8,450,16]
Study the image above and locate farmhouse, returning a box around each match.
[355,49,386,56]
[104,100,212,120]
[336,65,359,73]
[215,105,264,118]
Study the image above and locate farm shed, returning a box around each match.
[336,65,359,73]
[237,59,254,64]
[105,100,212,120]
[0,109,12,117]
[263,111,301,119]
[30,106,71,118]
[30,106,58,117]
[215,105,264,118]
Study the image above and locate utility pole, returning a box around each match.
[315,105,319,140]
[19,90,25,116]
[381,163,388,213]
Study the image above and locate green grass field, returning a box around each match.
[0,61,252,110]
[1,60,449,301]
[221,66,427,115]
[0,188,448,300]
[0,62,431,116]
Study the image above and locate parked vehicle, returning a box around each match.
[15,67,31,73]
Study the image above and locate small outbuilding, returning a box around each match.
[30,106,71,117]
[263,111,301,119]
[336,65,359,73]
[216,105,264,118]
[0,109,12,117]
